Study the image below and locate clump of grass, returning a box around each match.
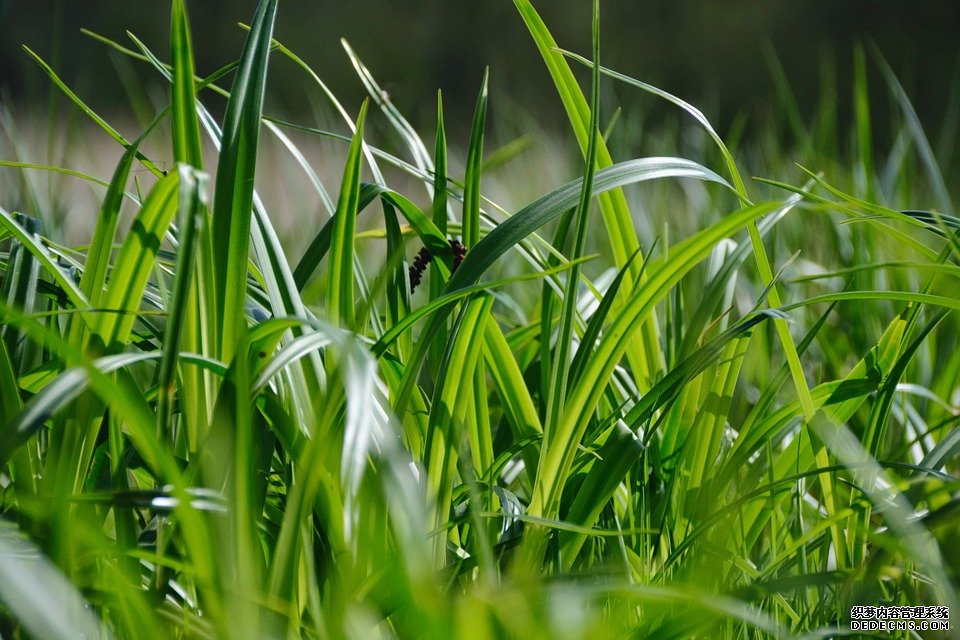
[1,1,958,638]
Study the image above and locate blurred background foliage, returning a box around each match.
[1,0,958,137]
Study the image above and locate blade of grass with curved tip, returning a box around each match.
[341,39,433,181]
[65,111,168,355]
[0,160,112,190]
[327,100,368,328]
[449,159,732,294]
[211,0,277,363]
[83,27,241,99]
[258,32,387,189]
[560,50,749,201]
[564,45,817,477]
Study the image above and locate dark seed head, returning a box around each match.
[409,240,468,293]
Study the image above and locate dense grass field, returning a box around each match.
[1,1,959,638]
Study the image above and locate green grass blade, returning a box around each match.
[448,158,732,294]
[170,0,203,169]
[341,39,432,178]
[523,201,782,560]
[327,100,369,328]
[156,165,208,441]
[424,295,493,564]
[66,113,167,356]
[295,183,450,291]
[462,70,488,248]
[543,0,601,449]
[91,170,180,352]
[853,43,876,202]
[211,0,277,362]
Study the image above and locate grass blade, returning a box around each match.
[211,0,277,362]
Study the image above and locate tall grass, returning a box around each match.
[1,1,958,638]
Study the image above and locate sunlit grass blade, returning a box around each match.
[327,99,367,328]
[91,170,180,352]
[560,50,749,200]
[72,116,164,325]
[156,165,208,442]
[461,70,488,249]
[342,39,432,178]
[424,295,493,564]
[171,0,203,169]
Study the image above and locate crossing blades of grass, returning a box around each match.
[393,157,734,415]
[514,0,663,388]
[520,201,781,562]
[542,0,602,459]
